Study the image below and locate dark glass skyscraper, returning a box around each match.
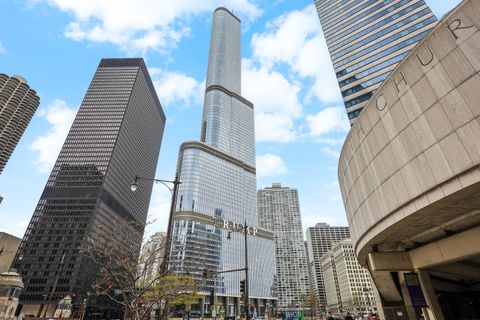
[314,0,437,123]
[168,8,276,317]
[12,58,165,317]
[0,74,40,174]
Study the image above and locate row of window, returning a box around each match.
[336,30,430,79]
[323,0,383,32]
[331,4,430,53]
[331,7,432,59]
[327,0,411,45]
[338,52,407,86]
[334,16,436,68]
[317,0,350,22]
[325,0,398,38]
[342,72,389,97]
[345,92,372,109]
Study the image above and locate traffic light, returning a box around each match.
[71,292,77,302]
[240,280,246,295]
[203,268,208,278]
[209,289,215,303]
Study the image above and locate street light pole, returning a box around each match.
[130,175,181,273]
[226,221,250,320]
[243,222,250,320]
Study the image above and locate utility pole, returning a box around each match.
[244,222,250,320]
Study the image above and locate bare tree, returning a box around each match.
[82,216,203,320]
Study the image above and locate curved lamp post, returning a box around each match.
[130,175,181,273]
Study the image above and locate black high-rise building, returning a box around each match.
[12,58,165,317]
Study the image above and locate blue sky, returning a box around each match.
[0,0,461,238]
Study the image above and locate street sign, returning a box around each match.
[404,273,427,307]
[285,309,304,320]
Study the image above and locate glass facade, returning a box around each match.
[169,8,276,317]
[314,0,437,124]
[12,58,165,316]
[0,74,40,173]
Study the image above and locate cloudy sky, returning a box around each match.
[0,0,461,238]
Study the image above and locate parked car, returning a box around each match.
[190,312,202,318]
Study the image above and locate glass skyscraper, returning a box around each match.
[0,74,40,174]
[168,8,276,317]
[12,58,165,317]
[257,184,309,310]
[314,0,437,123]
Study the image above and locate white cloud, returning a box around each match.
[0,41,5,54]
[45,0,262,53]
[305,107,350,137]
[29,99,77,173]
[152,70,204,107]
[243,63,302,143]
[243,63,302,117]
[250,5,341,103]
[254,113,296,143]
[256,154,287,177]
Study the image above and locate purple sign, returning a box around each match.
[404,273,427,308]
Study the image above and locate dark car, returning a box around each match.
[190,312,202,318]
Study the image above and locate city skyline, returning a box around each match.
[0,0,461,240]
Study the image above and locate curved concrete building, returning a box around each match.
[0,74,40,173]
[338,0,480,319]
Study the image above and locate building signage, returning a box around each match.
[220,219,258,236]
[404,273,427,308]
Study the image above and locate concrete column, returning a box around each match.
[416,270,445,320]
[398,272,418,320]
[201,297,205,319]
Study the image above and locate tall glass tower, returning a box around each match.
[168,7,276,317]
[0,74,40,173]
[12,58,165,318]
[314,0,437,123]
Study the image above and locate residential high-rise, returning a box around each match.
[0,74,40,173]
[306,223,349,315]
[12,58,165,317]
[0,232,21,273]
[257,183,309,310]
[314,0,437,123]
[320,239,376,315]
[168,8,276,318]
[137,232,167,288]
